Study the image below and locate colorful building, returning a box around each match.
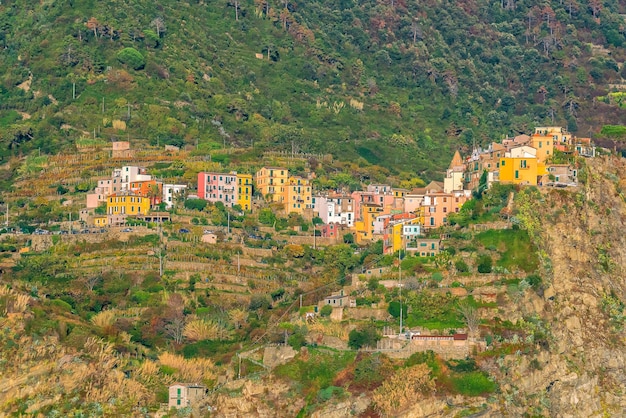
[255,167,288,203]
[198,172,238,208]
[498,157,546,186]
[530,127,559,163]
[422,190,471,228]
[107,192,151,216]
[284,176,312,215]
[163,184,187,209]
[236,174,253,211]
[129,180,163,207]
[313,194,355,227]
[355,203,383,243]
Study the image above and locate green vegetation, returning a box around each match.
[476,229,539,273]
[348,327,381,350]
[0,0,625,173]
[600,125,626,139]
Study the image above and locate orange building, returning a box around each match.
[129,180,163,207]
[422,191,471,228]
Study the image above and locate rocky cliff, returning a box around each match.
[488,156,626,417]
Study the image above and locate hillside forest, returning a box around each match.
[1,0,626,182]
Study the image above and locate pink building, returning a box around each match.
[198,172,237,208]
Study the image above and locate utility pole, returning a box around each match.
[399,245,403,336]
[313,222,316,250]
[227,212,230,234]
[299,294,303,309]
[102,97,105,114]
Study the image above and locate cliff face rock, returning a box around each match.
[491,157,626,417]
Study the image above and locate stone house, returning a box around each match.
[168,383,207,409]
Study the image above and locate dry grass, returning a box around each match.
[309,321,349,340]
[0,286,30,314]
[90,310,117,328]
[371,363,435,416]
[158,352,216,383]
[184,318,228,341]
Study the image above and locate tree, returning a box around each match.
[117,47,145,70]
[151,17,166,38]
[84,275,102,292]
[184,199,208,211]
[164,316,185,344]
[348,326,380,349]
[388,301,407,319]
[229,308,248,329]
[320,304,333,317]
[258,208,276,225]
[456,299,480,336]
[86,17,99,39]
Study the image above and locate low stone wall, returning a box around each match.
[379,338,486,360]
[263,345,297,369]
[344,308,389,321]
[278,235,338,247]
[241,247,274,258]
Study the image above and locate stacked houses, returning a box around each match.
[82,125,592,247]
[84,165,187,226]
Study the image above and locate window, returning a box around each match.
[443,207,447,213]
[515,170,519,179]
[521,160,527,168]
[501,160,506,166]
[539,141,542,148]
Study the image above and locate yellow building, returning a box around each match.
[255,167,288,203]
[283,176,312,214]
[355,203,383,244]
[531,127,563,163]
[93,215,108,227]
[236,173,253,211]
[107,193,151,215]
[499,157,547,186]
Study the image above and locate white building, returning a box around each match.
[313,195,355,227]
[120,166,151,190]
[163,184,187,209]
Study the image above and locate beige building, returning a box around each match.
[168,383,207,409]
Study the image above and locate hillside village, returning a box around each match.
[75,126,593,256]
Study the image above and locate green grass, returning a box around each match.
[476,229,539,273]
[274,348,355,395]
[449,371,497,396]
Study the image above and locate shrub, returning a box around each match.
[320,304,333,317]
[184,199,207,211]
[317,386,344,402]
[353,353,394,388]
[248,295,270,311]
[117,47,145,70]
[455,260,469,273]
[388,300,407,319]
[348,326,380,349]
[477,254,493,273]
